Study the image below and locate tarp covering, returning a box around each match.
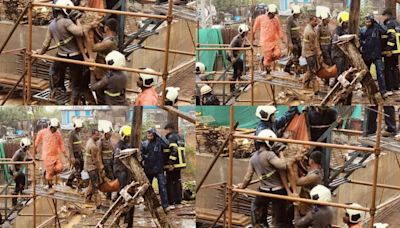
[197,28,228,72]
[0,143,12,182]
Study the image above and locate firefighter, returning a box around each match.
[83,129,103,210]
[165,87,180,106]
[200,85,220,105]
[294,185,334,227]
[359,15,390,98]
[90,50,128,105]
[10,138,32,206]
[302,15,322,95]
[35,118,68,194]
[135,68,159,106]
[253,4,283,74]
[91,18,119,104]
[114,125,134,227]
[164,123,186,209]
[254,106,298,149]
[141,128,174,211]
[228,23,249,92]
[331,11,349,88]
[238,129,293,228]
[35,0,96,104]
[195,62,206,105]
[382,9,400,94]
[343,203,365,228]
[66,118,84,189]
[284,5,302,75]
[316,8,332,66]
[97,120,114,200]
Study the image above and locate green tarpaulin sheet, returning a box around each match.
[0,143,12,183]
[196,28,228,72]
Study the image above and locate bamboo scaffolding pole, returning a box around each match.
[32,125,37,227]
[369,105,383,227]
[142,46,195,56]
[227,106,234,228]
[250,0,255,105]
[350,180,400,191]
[333,128,363,135]
[33,3,167,19]
[31,54,163,76]
[0,161,34,165]
[27,1,33,104]
[0,48,26,55]
[159,106,195,124]
[197,47,252,51]
[234,133,375,152]
[168,58,195,75]
[232,188,371,212]
[196,43,230,47]
[0,195,34,198]
[195,81,252,84]
[236,99,273,103]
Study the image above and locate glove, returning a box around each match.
[13,172,19,179]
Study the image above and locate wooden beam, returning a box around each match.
[131,106,143,148]
[349,0,361,35]
[386,0,397,17]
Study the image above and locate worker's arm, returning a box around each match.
[10,151,20,174]
[276,18,283,39]
[68,132,75,160]
[92,39,114,53]
[56,131,67,157]
[65,19,84,37]
[275,106,299,130]
[294,209,314,227]
[296,172,321,186]
[91,144,103,171]
[90,74,109,91]
[269,154,288,171]
[239,162,254,189]
[252,17,260,35]
[38,29,53,55]
[34,130,43,151]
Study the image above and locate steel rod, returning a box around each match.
[234,133,375,152]
[196,43,230,47]
[0,4,29,54]
[142,46,195,56]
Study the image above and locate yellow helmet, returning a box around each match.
[119,125,131,139]
[338,11,349,24]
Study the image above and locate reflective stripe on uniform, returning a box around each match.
[388,41,395,46]
[291,27,300,31]
[102,150,113,154]
[303,39,310,43]
[169,156,177,160]
[105,90,121,97]
[163,148,171,153]
[73,141,82,145]
[56,36,74,47]
[382,35,389,38]
[388,29,396,34]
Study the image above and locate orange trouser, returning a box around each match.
[262,42,281,66]
[44,157,63,181]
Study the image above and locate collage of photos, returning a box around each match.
[0,0,400,227]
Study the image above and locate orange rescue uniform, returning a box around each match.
[253,15,283,66]
[135,87,159,106]
[35,128,66,181]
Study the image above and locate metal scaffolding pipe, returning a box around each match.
[142,46,195,56]
[350,180,400,191]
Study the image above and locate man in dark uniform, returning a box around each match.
[284,5,302,76]
[66,118,84,189]
[331,12,349,88]
[10,138,32,206]
[228,24,249,92]
[200,85,220,105]
[316,11,332,66]
[97,120,114,200]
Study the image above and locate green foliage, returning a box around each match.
[359,0,376,27]
[0,107,30,128]
[213,0,279,14]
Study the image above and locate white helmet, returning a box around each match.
[73,118,83,129]
[139,68,157,87]
[20,138,32,148]
[98,120,113,133]
[291,5,301,14]
[105,50,126,68]
[267,4,278,14]
[374,223,389,228]
[200,85,212,95]
[238,24,250,34]
[195,62,206,74]
[55,0,74,16]
[49,118,60,128]
[166,87,180,104]
[257,129,277,149]
[345,203,365,224]
[316,6,331,19]
[310,185,332,202]
[255,106,277,121]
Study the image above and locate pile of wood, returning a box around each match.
[196,208,251,227]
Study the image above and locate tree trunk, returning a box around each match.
[349,0,361,35]
[385,0,397,17]
[131,106,143,148]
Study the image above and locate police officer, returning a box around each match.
[294,185,334,227]
[141,128,174,211]
[284,5,302,76]
[238,129,293,228]
[66,118,84,189]
[254,106,298,150]
[164,123,186,209]
[343,203,365,228]
[10,138,32,206]
[228,24,249,92]
[91,50,128,105]
[200,85,220,105]
[382,9,400,94]
[165,87,180,106]
[97,120,114,200]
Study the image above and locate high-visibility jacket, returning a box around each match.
[164,132,186,169]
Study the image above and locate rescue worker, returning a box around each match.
[91,18,119,104]
[254,105,298,150]
[97,120,114,200]
[365,106,397,137]
[253,4,283,74]
[228,24,249,92]
[164,123,186,209]
[141,128,174,211]
[294,185,334,227]
[135,68,159,106]
[66,118,84,189]
[302,15,322,95]
[284,5,302,75]
[35,0,96,104]
[291,151,323,216]
[331,12,349,88]
[35,118,68,194]
[90,50,128,105]
[238,129,293,228]
[10,138,32,206]
[359,15,390,98]
[83,129,103,210]
[343,203,365,228]
[382,9,400,94]
[114,125,134,227]
[164,87,180,106]
[316,9,332,66]
[200,85,220,105]
[195,62,206,105]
